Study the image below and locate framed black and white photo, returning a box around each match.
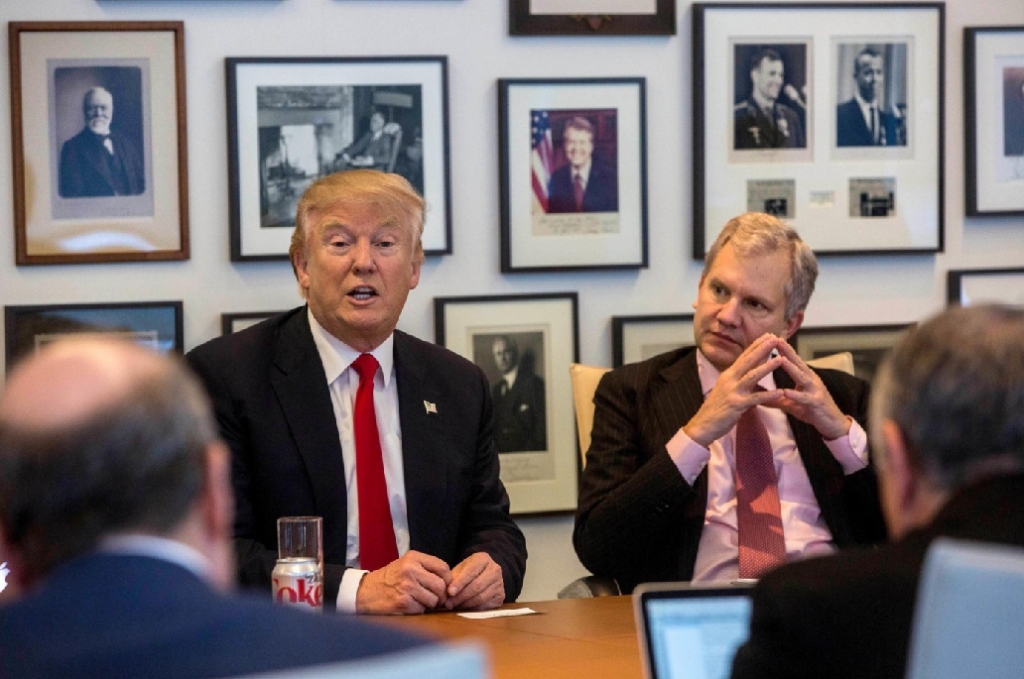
[226,56,452,260]
[499,78,648,272]
[220,310,285,335]
[9,21,189,265]
[435,293,579,514]
[693,3,944,257]
[509,0,676,36]
[947,268,1024,307]
[793,324,911,385]
[611,314,694,367]
[965,26,1024,216]
[4,301,183,371]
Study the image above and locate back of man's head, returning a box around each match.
[871,304,1024,489]
[0,339,220,585]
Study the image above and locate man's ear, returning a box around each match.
[783,310,804,340]
[881,420,917,513]
[201,442,234,544]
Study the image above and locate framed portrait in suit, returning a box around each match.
[508,0,676,36]
[611,314,694,368]
[793,324,912,386]
[965,26,1024,216]
[9,22,189,266]
[4,301,183,373]
[947,268,1024,308]
[499,78,648,272]
[435,293,579,514]
[226,56,452,261]
[693,3,944,258]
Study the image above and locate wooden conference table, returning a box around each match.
[377,596,643,679]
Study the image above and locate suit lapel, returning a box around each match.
[650,349,705,442]
[393,331,448,551]
[270,311,349,543]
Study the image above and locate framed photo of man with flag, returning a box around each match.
[498,78,648,272]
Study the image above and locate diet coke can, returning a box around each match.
[272,556,323,612]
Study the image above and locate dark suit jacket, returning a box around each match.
[547,162,618,213]
[573,346,886,594]
[492,372,546,453]
[836,99,904,147]
[58,128,145,198]
[185,308,526,606]
[730,474,1024,679]
[0,552,428,679]
[734,98,805,149]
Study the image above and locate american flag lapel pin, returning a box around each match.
[424,400,438,415]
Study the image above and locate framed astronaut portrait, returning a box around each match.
[692,3,944,258]
[9,22,189,265]
[434,292,579,514]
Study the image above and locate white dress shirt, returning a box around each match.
[665,350,868,582]
[307,310,410,612]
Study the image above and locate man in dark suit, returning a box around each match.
[490,335,546,453]
[836,48,906,147]
[731,304,1024,679]
[337,111,395,172]
[547,116,618,213]
[574,213,885,594]
[0,338,430,679]
[187,170,526,615]
[59,86,145,198]
[734,49,805,149]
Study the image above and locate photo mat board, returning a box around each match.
[693,3,944,257]
[227,56,452,260]
[947,268,1024,308]
[499,78,648,272]
[434,293,579,514]
[509,0,676,36]
[9,21,189,265]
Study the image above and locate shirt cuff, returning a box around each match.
[665,427,711,485]
[825,416,869,475]
[336,568,369,614]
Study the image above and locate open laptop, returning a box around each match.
[633,581,755,679]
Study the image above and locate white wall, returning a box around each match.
[1,0,1022,602]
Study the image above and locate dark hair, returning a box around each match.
[562,116,595,139]
[750,48,783,72]
[0,356,218,580]
[871,304,1024,488]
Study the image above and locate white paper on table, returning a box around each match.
[457,607,538,619]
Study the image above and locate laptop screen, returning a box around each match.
[634,583,753,679]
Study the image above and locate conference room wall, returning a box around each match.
[0,0,1021,603]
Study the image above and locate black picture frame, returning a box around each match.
[226,56,452,261]
[508,0,676,36]
[498,77,648,272]
[220,310,286,335]
[4,301,183,371]
[611,314,694,367]
[434,292,579,514]
[692,3,945,258]
[964,26,1024,217]
[947,267,1024,307]
[793,323,912,385]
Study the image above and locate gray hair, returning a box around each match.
[702,212,818,320]
[869,304,1024,488]
[0,354,219,580]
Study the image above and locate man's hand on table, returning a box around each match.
[355,550,452,615]
[445,552,504,611]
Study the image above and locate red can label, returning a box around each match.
[272,557,323,611]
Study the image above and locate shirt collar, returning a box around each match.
[99,534,212,582]
[307,307,395,388]
[572,161,592,185]
[695,348,776,397]
[854,91,878,115]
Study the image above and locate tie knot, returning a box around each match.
[352,353,379,381]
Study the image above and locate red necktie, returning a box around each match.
[735,404,786,578]
[573,173,585,212]
[351,353,398,571]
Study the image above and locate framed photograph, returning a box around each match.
[692,3,944,257]
[965,26,1024,216]
[434,293,579,514]
[226,56,451,261]
[947,267,1024,307]
[793,324,911,385]
[4,301,183,370]
[9,22,189,265]
[220,310,286,335]
[499,78,648,272]
[611,314,694,367]
[509,0,676,36]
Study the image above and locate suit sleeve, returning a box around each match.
[573,367,697,591]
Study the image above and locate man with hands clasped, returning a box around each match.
[574,212,884,593]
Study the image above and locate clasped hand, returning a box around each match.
[355,550,504,615]
[684,334,851,448]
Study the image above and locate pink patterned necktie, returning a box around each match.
[735,404,786,578]
[351,353,398,571]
